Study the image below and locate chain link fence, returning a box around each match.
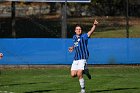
[0,1,140,38]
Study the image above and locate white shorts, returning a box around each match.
[71,59,88,71]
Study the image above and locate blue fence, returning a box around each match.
[0,38,140,65]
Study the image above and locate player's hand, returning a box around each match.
[93,19,98,26]
[0,53,3,59]
[68,47,74,53]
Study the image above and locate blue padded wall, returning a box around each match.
[0,38,140,65]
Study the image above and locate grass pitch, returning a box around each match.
[0,65,140,93]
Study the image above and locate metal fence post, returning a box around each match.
[11,1,16,38]
[126,0,129,38]
[61,0,67,38]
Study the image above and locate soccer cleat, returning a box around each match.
[80,89,85,93]
[83,69,91,79]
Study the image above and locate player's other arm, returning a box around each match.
[87,20,98,37]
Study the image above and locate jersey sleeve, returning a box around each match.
[73,35,76,42]
[82,33,89,40]
[72,35,76,47]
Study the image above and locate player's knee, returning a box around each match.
[77,71,83,78]
[71,73,77,78]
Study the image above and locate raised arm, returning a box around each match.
[87,20,98,37]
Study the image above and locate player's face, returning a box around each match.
[75,26,82,35]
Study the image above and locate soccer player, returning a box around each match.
[68,20,98,93]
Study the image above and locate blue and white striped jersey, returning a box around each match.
[73,33,89,60]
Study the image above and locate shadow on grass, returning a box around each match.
[24,89,52,93]
[88,87,139,93]
[24,88,67,93]
[0,82,50,87]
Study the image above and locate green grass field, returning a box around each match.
[91,25,140,38]
[0,66,140,93]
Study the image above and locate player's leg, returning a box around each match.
[84,69,91,79]
[83,62,91,79]
[71,60,78,77]
[71,70,77,77]
[77,69,85,93]
[77,60,86,93]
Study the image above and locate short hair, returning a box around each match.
[75,24,83,30]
